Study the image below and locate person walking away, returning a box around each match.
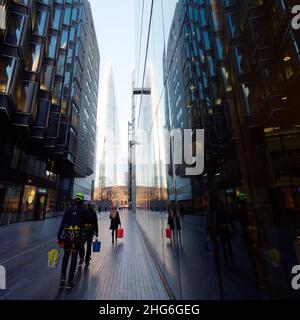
[79,203,99,266]
[167,204,175,242]
[57,193,87,290]
[175,202,182,244]
[110,205,121,243]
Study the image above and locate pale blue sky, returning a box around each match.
[90,0,136,161]
[89,0,177,184]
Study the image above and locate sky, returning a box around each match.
[90,0,136,162]
[89,0,177,186]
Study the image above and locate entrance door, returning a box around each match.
[35,194,47,220]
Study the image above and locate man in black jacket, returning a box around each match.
[79,203,99,266]
[57,192,87,290]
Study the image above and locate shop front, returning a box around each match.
[0,182,58,225]
[0,184,22,225]
[21,185,37,222]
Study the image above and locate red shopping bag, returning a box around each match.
[166,228,171,239]
[117,228,124,239]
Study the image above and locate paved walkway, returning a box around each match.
[0,211,168,300]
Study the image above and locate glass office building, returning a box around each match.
[134,64,168,210]
[0,0,100,224]
[135,0,300,299]
[164,2,195,212]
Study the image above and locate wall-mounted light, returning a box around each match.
[283,56,291,62]
[281,96,288,101]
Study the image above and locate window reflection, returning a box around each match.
[46,35,58,59]
[47,112,59,137]
[52,80,63,105]
[52,8,61,30]
[40,64,54,91]
[233,45,252,74]
[0,0,9,33]
[56,54,66,76]
[63,6,72,26]
[6,13,25,46]
[241,82,263,114]
[35,99,50,127]
[15,81,37,114]
[34,10,47,36]
[60,29,69,50]
[61,96,70,115]
[0,56,15,94]
[25,43,42,72]
[227,12,242,39]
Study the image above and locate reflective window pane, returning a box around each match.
[0,56,15,94]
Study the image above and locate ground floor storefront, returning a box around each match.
[0,182,59,225]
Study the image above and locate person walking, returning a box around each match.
[57,192,87,290]
[109,204,121,244]
[79,203,98,267]
[175,202,182,243]
[167,203,175,242]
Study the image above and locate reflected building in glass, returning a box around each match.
[164,2,194,213]
[135,64,168,210]
[0,0,100,223]
[163,0,300,298]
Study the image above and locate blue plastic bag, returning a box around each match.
[93,239,101,253]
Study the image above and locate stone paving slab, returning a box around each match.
[0,211,168,300]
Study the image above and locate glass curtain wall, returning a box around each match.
[134,0,300,300]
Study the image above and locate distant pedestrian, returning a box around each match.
[109,204,121,244]
[175,202,182,243]
[167,203,175,241]
[79,203,99,267]
[57,192,87,290]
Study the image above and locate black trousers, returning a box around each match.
[61,248,79,281]
[79,238,93,262]
[111,229,118,241]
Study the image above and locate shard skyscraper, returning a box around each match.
[96,63,121,188]
[134,64,168,209]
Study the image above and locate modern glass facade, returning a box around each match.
[135,64,168,210]
[177,0,300,298]
[0,0,100,224]
[134,0,300,299]
[164,3,194,210]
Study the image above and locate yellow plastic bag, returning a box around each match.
[48,249,60,268]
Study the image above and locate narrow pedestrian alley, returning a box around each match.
[0,212,168,300]
[0,209,263,300]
